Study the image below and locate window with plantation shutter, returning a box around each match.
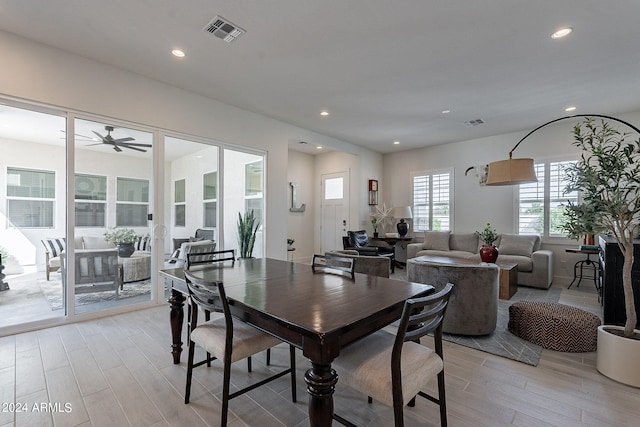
[518,159,577,238]
[411,169,452,232]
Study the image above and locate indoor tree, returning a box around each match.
[564,117,640,338]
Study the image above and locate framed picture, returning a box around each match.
[368,179,378,205]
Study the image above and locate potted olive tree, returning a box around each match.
[564,117,640,387]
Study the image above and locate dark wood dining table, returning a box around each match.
[159,258,434,426]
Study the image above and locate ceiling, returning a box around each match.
[1,1,639,154]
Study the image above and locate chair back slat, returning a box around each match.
[187,249,235,269]
[312,254,355,279]
[183,270,232,328]
[394,283,454,358]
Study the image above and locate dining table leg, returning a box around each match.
[168,288,186,364]
[304,362,338,426]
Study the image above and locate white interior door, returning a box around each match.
[320,171,349,253]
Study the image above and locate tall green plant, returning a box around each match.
[237,210,259,258]
[564,118,640,337]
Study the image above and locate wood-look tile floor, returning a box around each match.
[1,282,638,427]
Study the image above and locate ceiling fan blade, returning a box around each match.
[121,145,147,153]
[92,131,107,142]
[112,145,122,152]
[119,142,152,148]
[86,142,104,146]
[113,137,135,143]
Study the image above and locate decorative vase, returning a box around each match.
[373,231,379,238]
[597,325,640,388]
[117,242,135,258]
[583,234,595,246]
[479,244,499,263]
[397,220,408,237]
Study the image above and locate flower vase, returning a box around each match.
[373,232,379,238]
[479,244,498,263]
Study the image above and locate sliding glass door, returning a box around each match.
[0,103,67,326]
[72,118,154,314]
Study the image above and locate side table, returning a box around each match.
[565,248,600,297]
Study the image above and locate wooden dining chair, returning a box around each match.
[331,283,454,427]
[183,270,297,427]
[312,253,356,279]
[186,248,236,269]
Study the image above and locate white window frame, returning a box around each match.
[516,157,578,241]
[6,167,56,229]
[174,178,185,227]
[116,176,149,227]
[203,171,217,228]
[74,173,107,228]
[411,168,453,232]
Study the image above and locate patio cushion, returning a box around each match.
[41,238,66,258]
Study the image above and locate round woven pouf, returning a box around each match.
[508,301,601,352]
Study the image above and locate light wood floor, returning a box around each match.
[1,281,638,427]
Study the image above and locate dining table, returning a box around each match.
[159,257,434,426]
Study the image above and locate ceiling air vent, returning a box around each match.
[203,15,246,43]
[463,119,485,127]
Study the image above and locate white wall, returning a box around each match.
[0,30,378,261]
[383,110,640,281]
[287,150,315,262]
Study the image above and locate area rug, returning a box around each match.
[38,277,151,310]
[392,270,561,366]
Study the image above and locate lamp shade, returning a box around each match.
[393,206,413,219]
[485,158,537,186]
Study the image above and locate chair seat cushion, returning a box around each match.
[191,317,282,363]
[49,256,61,269]
[332,330,443,407]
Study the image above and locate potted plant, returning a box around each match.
[104,227,139,258]
[476,222,499,263]
[559,200,605,245]
[238,210,259,258]
[371,217,379,237]
[564,117,640,387]
[287,238,295,250]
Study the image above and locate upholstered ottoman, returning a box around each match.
[508,301,601,352]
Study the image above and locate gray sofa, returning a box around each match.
[326,250,390,278]
[407,231,553,289]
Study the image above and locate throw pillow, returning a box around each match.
[41,238,66,258]
[499,234,537,257]
[422,231,451,251]
[189,236,204,242]
[134,236,151,251]
[449,233,479,253]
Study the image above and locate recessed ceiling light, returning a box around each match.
[442,109,451,114]
[171,49,186,58]
[393,141,400,145]
[320,111,329,116]
[551,27,573,39]
[316,146,323,149]
[565,106,577,112]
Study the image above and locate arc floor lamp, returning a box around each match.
[485,114,640,186]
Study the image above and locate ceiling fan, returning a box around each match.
[89,126,152,152]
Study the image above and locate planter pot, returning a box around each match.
[117,242,135,258]
[597,325,640,388]
[479,244,499,263]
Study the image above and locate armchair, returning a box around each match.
[343,230,395,273]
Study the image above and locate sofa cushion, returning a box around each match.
[422,231,450,251]
[497,254,533,272]
[499,234,537,257]
[449,233,478,253]
[83,236,115,250]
